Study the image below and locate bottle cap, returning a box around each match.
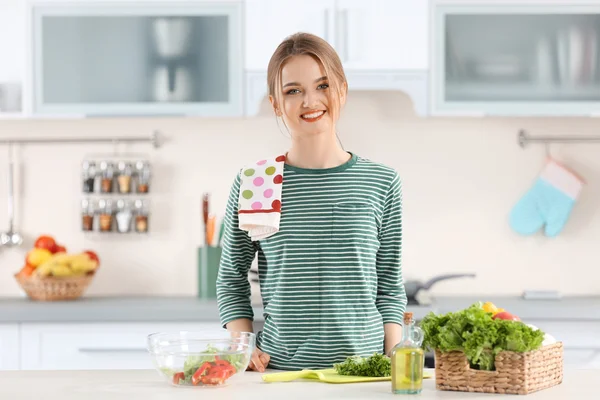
[403,312,413,324]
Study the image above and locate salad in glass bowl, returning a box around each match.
[147,331,255,387]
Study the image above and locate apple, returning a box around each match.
[34,235,56,252]
[493,311,520,321]
[83,250,100,265]
[53,244,67,254]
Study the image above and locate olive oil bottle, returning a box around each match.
[391,312,424,394]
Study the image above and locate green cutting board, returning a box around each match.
[262,368,433,384]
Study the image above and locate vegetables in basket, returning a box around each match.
[420,302,545,371]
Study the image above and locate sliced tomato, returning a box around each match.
[172,372,185,384]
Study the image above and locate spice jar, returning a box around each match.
[98,199,114,232]
[116,199,133,233]
[134,199,149,233]
[81,199,94,231]
[117,161,132,194]
[135,160,150,193]
[99,161,115,193]
[82,161,96,193]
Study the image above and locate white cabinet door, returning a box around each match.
[0,324,19,370]
[528,320,600,369]
[244,0,336,70]
[20,322,224,370]
[0,0,25,114]
[337,0,429,70]
[29,2,243,117]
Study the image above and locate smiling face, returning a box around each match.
[271,54,345,138]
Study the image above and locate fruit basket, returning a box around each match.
[15,272,96,301]
[434,342,564,395]
[14,235,100,301]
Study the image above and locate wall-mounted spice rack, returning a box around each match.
[81,155,152,235]
[81,198,149,234]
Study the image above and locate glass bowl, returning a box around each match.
[147,331,255,388]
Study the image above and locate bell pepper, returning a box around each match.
[172,372,185,385]
[201,368,229,385]
[482,301,505,316]
[191,362,212,385]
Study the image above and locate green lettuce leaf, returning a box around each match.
[421,302,545,371]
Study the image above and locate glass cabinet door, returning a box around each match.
[31,3,242,116]
[433,5,600,116]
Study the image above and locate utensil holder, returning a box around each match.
[197,246,221,299]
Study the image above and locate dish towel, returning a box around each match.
[509,158,584,237]
[238,155,286,241]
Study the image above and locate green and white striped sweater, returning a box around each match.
[216,153,407,370]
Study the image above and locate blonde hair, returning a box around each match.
[267,32,348,123]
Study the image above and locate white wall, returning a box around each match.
[0,91,599,298]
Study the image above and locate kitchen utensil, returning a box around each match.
[262,368,432,384]
[0,143,23,248]
[206,214,216,246]
[218,218,225,246]
[202,194,209,245]
[147,331,255,388]
[404,274,476,304]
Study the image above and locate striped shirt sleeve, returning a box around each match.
[375,171,407,325]
[216,173,257,328]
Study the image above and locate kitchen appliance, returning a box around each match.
[0,144,23,248]
[152,65,193,102]
[404,273,476,305]
[152,18,192,59]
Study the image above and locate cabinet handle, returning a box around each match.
[343,9,349,63]
[78,348,148,353]
[324,9,330,42]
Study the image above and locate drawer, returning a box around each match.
[0,324,19,370]
[20,322,223,370]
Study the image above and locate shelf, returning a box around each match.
[0,112,27,120]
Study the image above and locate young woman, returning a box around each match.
[216,32,407,372]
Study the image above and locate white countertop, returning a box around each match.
[0,368,594,400]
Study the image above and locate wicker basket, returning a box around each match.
[434,342,563,395]
[14,273,95,301]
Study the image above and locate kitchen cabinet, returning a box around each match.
[431,2,600,116]
[527,319,600,370]
[0,0,25,116]
[244,0,428,71]
[244,0,336,71]
[28,1,243,117]
[243,0,429,117]
[0,324,20,370]
[20,322,223,370]
[336,0,428,71]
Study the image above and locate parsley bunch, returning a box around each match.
[333,353,391,377]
